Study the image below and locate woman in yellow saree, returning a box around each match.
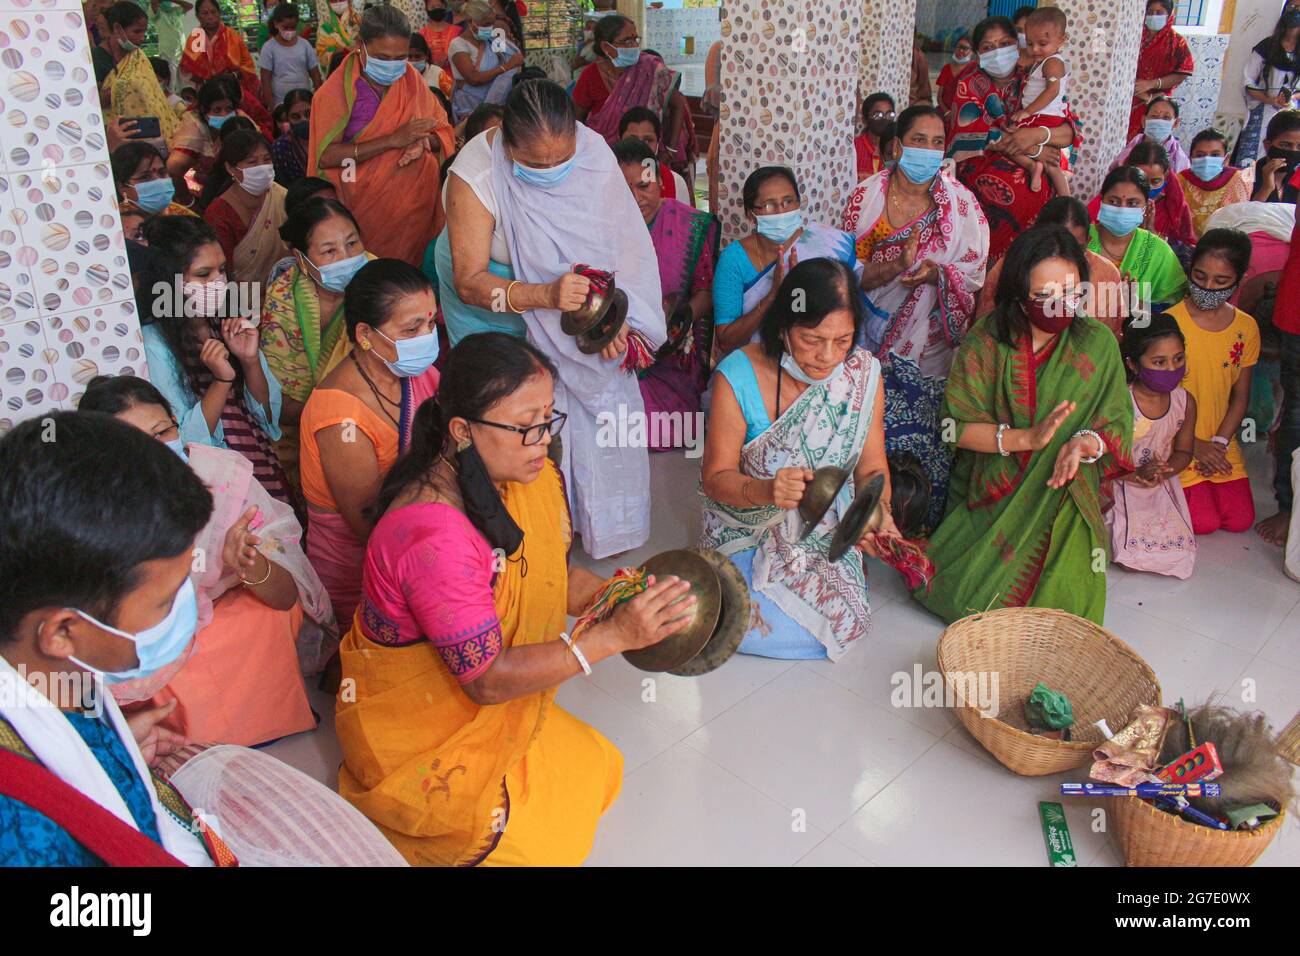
[102,3,182,144]
[336,333,694,866]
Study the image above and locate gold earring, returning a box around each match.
[456,436,471,452]
[360,339,371,351]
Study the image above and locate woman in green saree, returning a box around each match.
[1088,164,1189,316]
[915,227,1134,625]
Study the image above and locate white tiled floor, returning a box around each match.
[265,443,1300,866]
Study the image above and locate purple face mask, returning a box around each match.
[1137,364,1185,392]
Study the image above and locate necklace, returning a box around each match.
[888,177,930,223]
[349,352,400,427]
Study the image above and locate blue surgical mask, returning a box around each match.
[1144,118,1174,142]
[1189,155,1225,180]
[1148,180,1166,199]
[980,44,1019,79]
[754,209,803,244]
[475,26,495,41]
[132,177,175,213]
[68,578,199,686]
[898,146,943,185]
[609,45,641,68]
[306,251,367,292]
[363,48,407,86]
[375,327,439,378]
[165,437,188,461]
[1145,14,1168,31]
[781,340,844,386]
[512,155,577,189]
[207,112,232,130]
[1098,203,1144,237]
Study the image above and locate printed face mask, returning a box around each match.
[1187,278,1239,311]
[184,278,229,317]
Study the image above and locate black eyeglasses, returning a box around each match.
[466,412,568,446]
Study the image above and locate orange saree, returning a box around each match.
[308,51,454,265]
[180,24,274,141]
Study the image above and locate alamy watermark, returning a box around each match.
[596,403,705,458]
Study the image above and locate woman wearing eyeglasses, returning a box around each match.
[572,14,695,189]
[915,227,1133,626]
[711,166,859,357]
[298,259,441,628]
[336,332,695,866]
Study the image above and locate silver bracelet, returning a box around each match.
[558,631,591,676]
[1074,429,1104,464]
[996,423,1011,457]
[1210,435,1229,448]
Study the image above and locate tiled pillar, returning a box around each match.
[716,0,863,241]
[856,0,915,127]
[1057,0,1145,199]
[0,2,143,431]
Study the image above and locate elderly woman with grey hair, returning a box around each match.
[447,0,524,122]
[307,3,454,263]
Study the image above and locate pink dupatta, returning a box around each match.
[587,54,682,149]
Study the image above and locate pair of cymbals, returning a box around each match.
[622,548,751,676]
[796,468,888,562]
[560,269,628,354]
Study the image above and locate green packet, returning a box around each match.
[1038,801,1078,867]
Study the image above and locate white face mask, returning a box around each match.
[237,162,275,196]
[781,334,845,385]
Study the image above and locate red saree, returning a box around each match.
[1129,23,1194,140]
[308,52,455,265]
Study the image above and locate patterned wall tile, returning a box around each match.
[1173,33,1231,149]
[645,6,720,64]
[855,0,914,135]
[0,2,139,431]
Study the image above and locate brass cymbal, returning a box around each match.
[622,549,721,673]
[669,548,751,677]
[828,472,886,562]
[798,466,851,541]
[561,277,615,336]
[575,288,628,355]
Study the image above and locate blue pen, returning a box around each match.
[1156,796,1231,831]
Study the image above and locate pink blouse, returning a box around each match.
[357,501,502,684]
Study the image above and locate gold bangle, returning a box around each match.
[240,553,272,587]
[504,280,525,314]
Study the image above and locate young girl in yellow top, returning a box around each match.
[1168,229,1260,534]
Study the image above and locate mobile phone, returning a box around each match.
[125,116,162,139]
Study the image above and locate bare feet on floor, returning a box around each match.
[1255,510,1291,546]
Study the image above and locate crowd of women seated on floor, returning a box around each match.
[2,0,1298,868]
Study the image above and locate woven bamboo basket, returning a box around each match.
[1113,798,1285,867]
[936,607,1161,776]
[1278,712,1300,767]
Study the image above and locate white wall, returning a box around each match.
[1218,0,1290,118]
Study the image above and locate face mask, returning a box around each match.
[279,28,297,41]
[1267,144,1300,169]
[455,439,524,558]
[953,53,972,65]
[132,176,175,213]
[1189,155,1224,180]
[780,341,843,385]
[165,437,189,461]
[981,44,1019,78]
[1017,31,1027,49]
[1145,14,1167,31]
[374,327,439,377]
[1144,118,1174,142]
[1097,203,1144,237]
[1187,278,1239,311]
[291,119,310,139]
[754,208,803,244]
[1137,364,1185,392]
[609,45,641,68]
[207,112,232,130]
[116,31,137,53]
[1022,296,1076,334]
[426,7,446,21]
[306,251,367,293]
[331,0,350,12]
[363,48,408,86]
[866,117,893,136]
[410,60,427,72]
[898,146,943,184]
[68,578,199,686]
[1284,9,1300,28]
[236,162,275,196]
[1148,180,1166,199]
[475,26,495,41]
[512,154,577,189]
[185,278,229,317]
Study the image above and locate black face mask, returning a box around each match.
[455,440,525,560]
[866,118,892,137]
[1283,9,1300,28]
[426,7,446,20]
[1268,144,1300,169]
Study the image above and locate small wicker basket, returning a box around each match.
[1113,798,1285,867]
[1278,712,1300,767]
[936,607,1161,776]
